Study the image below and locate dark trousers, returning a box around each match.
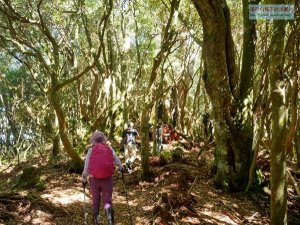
[89,176,113,215]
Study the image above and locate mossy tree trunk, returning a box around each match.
[242,0,261,191]
[268,7,288,224]
[49,87,83,170]
[52,132,61,158]
[192,0,253,192]
[240,0,260,101]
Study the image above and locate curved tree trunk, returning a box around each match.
[49,89,83,170]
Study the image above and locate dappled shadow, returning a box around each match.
[1,147,299,224]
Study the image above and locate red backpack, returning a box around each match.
[88,143,115,179]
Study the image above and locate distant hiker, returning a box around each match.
[82,131,123,225]
[122,122,139,173]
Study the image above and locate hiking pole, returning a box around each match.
[83,181,88,224]
[121,171,134,225]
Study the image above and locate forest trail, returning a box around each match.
[0,145,299,225]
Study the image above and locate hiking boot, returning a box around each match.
[126,161,132,170]
[127,168,133,174]
[93,213,100,225]
[105,207,114,225]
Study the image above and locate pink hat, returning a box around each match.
[90,131,107,145]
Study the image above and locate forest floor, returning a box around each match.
[0,141,299,225]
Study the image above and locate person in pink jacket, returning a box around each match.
[82,131,123,225]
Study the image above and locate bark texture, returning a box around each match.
[192,0,252,191]
[268,5,287,224]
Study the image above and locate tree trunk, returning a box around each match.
[285,29,299,156]
[241,0,260,191]
[296,130,300,169]
[140,107,151,179]
[192,0,252,192]
[49,89,83,170]
[52,134,61,158]
[178,82,189,133]
[268,13,287,225]
[52,112,61,158]
[171,87,178,128]
[240,0,259,100]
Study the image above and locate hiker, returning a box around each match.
[82,131,123,225]
[122,122,139,173]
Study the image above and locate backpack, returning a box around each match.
[126,132,135,144]
[88,143,115,179]
[122,129,136,145]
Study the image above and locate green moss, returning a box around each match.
[17,166,45,191]
[35,182,46,191]
[160,150,171,161]
[171,147,184,162]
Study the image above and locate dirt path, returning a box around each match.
[0,148,299,225]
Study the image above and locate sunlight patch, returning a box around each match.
[181,217,200,224]
[142,205,155,211]
[26,210,52,224]
[113,193,127,205]
[202,211,238,225]
[41,189,83,205]
[135,216,150,224]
